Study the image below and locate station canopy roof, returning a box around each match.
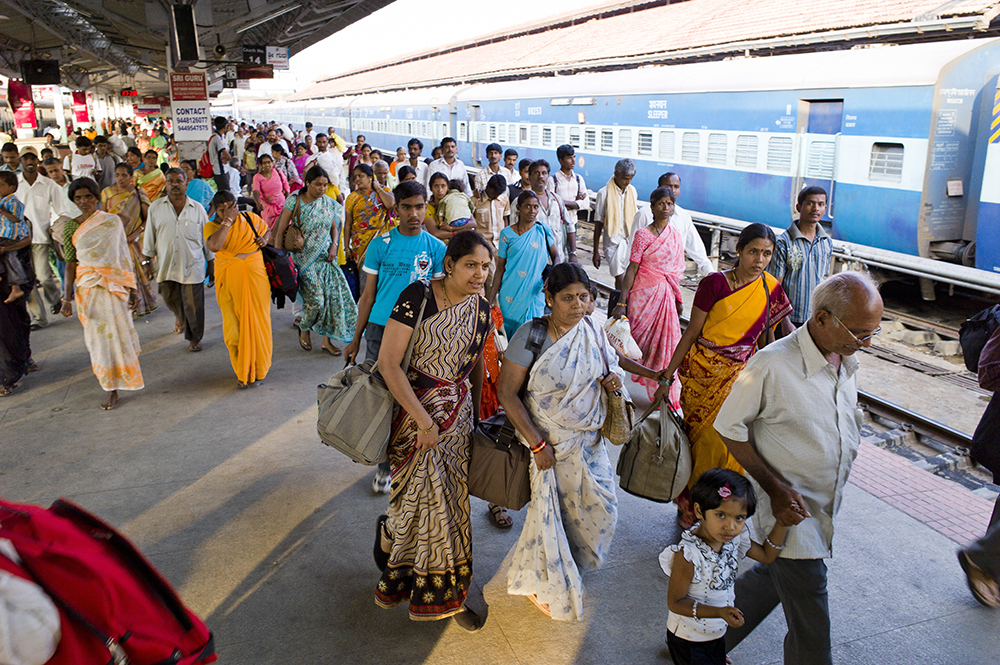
[0,0,395,94]
[290,0,1000,100]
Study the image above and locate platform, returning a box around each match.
[2,287,998,664]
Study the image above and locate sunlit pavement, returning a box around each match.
[2,287,998,664]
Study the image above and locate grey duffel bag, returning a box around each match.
[317,360,397,464]
[616,398,692,503]
[316,282,430,465]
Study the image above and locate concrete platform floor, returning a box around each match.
[2,288,998,664]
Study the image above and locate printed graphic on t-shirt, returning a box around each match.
[412,251,432,281]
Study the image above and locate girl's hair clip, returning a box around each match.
[718,483,732,500]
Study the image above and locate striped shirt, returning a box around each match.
[0,194,29,240]
[767,221,833,324]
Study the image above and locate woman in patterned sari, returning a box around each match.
[613,187,685,404]
[59,178,143,411]
[135,150,166,201]
[499,264,663,620]
[102,163,156,317]
[344,163,395,263]
[488,190,559,338]
[658,223,794,527]
[373,230,493,632]
[273,166,357,355]
[205,191,272,388]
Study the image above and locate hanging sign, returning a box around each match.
[266,46,289,71]
[8,80,37,129]
[169,72,210,141]
[72,91,90,123]
[236,64,273,80]
[242,45,265,65]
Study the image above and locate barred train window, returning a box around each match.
[601,129,614,152]
[681,132,700,162]
[766,137,793,172]
[707,134,727,165]
[584,129,596,150]
[638,132,653,156]
[658,131,675,159]
[617,129,632,156]
[569,127,581,149]
[542,126,552,146]
[735,135,759,168]
[806,141,836,179]
[869,143,904,183]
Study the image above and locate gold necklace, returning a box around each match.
[441,279,454,308]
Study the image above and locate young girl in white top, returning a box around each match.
[660,468,790,665]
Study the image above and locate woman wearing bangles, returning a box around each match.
[498,263,670,620]
[373,230,493,632]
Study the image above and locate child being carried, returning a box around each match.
[0,171,30,304]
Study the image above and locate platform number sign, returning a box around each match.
[223,64,238,89]
[243,45,265,66]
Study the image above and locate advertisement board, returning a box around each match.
[169,72,210,141]
[8,80,37,129]
[266,46,289,71]
[72,91,90,123]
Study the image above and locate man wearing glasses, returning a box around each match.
[713,271,883,665]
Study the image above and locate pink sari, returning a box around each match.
[627,225,685,404]
[252,168,289,230]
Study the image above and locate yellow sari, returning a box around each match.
[204,211,273,384]
[680,272,792,498]
[136,167,166,201]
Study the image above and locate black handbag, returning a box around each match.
[244,213,298,308]
[468,318,548,510]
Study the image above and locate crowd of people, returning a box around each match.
[1,115,995,665]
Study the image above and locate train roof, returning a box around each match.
[453,38,999,101]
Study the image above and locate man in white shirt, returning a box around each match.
[64,136,96,180]
[550,144,589,213]
[424,137,472,196]
[208,116,232,192]
[510,159,577,264]
[302,133,318,156]
[631,172,714,275]
[17,148,66,328]
[714,272,883,665]
[593,158,637,289]
[405,138,428,185]
[304,122,317,144]
[304,133,345,203]
[257,129,285,158]
[143,168,214,351]
[473,142,512,193]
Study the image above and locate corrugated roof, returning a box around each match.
[289,0,1000,100]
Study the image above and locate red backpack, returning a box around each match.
[197,138,215,179]
[0,498,216,665]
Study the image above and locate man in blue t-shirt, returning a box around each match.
[343,179,446,494]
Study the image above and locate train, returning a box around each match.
[246,38,1000,276]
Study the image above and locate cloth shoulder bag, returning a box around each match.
[281,194,305,252]
[316,282,431,464]
[589,317,634,446]
[616,398,692,502]
[468,317,547,511]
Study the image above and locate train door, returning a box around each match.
[792,100,842,226]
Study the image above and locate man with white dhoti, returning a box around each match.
[593,159,637,289]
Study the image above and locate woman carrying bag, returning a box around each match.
[372,230,494,632]
[498,263,666,621]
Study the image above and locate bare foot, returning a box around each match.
[100,391,119,410]
[173,320,183,334]
[299,330,312,351]
[3,285,23,304]
[320,340,342,356]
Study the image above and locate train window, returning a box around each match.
[681,132,700,162]
[569,127,581,149]
[618,129,632,155]
[520,126,528,143]
[637,132,653,156]
[735,135,759,168]
[766,137,793,172]
[555,126,567,146]
[585,129,596,150]
[601,129,614,152]
[806,140,836,179]
[441,123,448,139]
[478,124,488,142]
[408,122,413,135]
[658,131,675,158]
[707,134,728,165]
[490,124,497,141]
[509,124,517,143]
[530,125,540,146]
[498,124,507,142]
[459,122,467,141]
[869,143,904,183]
[542,127,552,146]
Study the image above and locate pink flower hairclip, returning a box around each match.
[718,484,732,500]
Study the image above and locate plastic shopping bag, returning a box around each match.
[604,316,643,361]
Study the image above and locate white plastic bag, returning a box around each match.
[603,316,643,361]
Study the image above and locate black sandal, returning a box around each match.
[453,607,483,632]
[373,514,390,572]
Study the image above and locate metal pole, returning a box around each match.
[53,87,67,143]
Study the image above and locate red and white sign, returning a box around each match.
[169,73,208,101]
[72,91,90,123]
[8,81,37,129]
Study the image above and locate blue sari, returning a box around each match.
[497,221,555,337]
[284,193,358,341]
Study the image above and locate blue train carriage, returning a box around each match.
[348,87,466,160]
[303,97,353,141]
[968,73,1000,275]
[453,39,1000,266]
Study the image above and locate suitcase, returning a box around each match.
[0,498,216,665]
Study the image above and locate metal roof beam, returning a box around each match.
[3,0,142,77]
